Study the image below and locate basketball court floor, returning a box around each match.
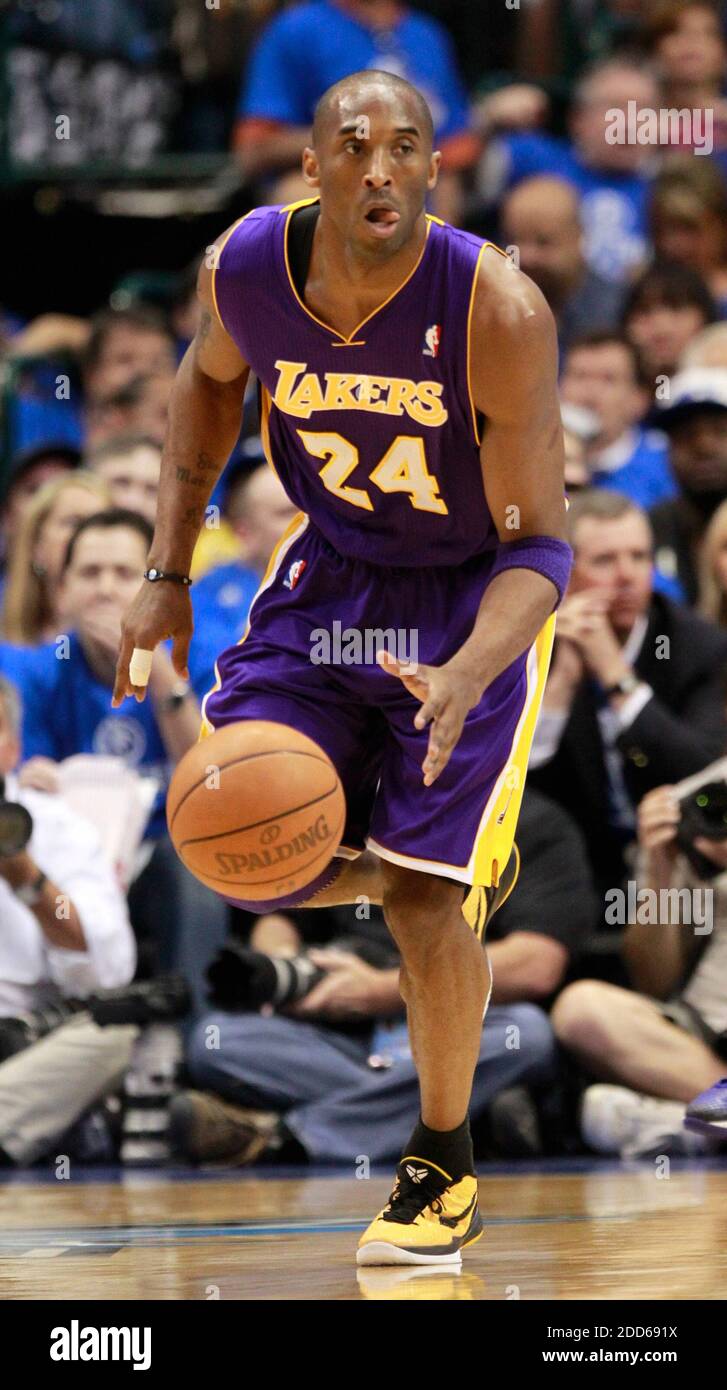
[1,1157,726,1301]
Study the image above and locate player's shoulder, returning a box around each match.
[471,238,554,345]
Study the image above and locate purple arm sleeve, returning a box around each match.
[487,534,573,609]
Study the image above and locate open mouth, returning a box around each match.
[364,205,401,237]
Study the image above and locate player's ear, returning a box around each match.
[427,150,441,190]
[302,147,320,188]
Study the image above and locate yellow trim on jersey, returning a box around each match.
[199,510,309,738]
[210,208,257,330]
[282,200,434,345]
[466,239,514,449]
[466,244,487,447]
[470,613,556,887]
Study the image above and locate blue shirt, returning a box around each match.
[238,0,470,142]
[493,132,649,284]
[590,428,677,511]
[17,633,170,839]
[189,561,260,702]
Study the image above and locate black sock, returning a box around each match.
[404,1116,474,1180]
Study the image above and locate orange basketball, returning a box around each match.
[167,721,346,902]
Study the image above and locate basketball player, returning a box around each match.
[113,71,571,1266]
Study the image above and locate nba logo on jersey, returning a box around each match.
[283,558,307,590]
[423,324,441,358]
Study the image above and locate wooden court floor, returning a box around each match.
[0,1161,725,1301]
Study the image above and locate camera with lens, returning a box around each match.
[676,760,727,878]
[0,776,33,858]
[0,974,192,1064]
[207,936,398,1013]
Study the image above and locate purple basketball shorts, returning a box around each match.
[202,514,555,890]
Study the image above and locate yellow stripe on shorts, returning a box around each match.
[469,612,557,888]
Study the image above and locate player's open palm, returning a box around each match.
[113,583,193,706]
[378,650,481,786]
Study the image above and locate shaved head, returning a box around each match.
[312,69,434,151]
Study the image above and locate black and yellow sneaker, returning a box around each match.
[462,843,520,941]
[357,1157,483,1266]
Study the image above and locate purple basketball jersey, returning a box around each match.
[213,200,501,568]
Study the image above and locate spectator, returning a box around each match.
[475,57,659,284]
[680,320,727,368]
[649,366,727,603]
[0,442,80,573]
[698,496,727,627]
[499,177,626,356]
[234,2,478,222]
[87,434,162,527]
[529,488,727,900]
[0,674,137,1166]
[82,306,177,413]
[642,1,727,148]
[167,787,595,1167]
[551,779,727,1158]
[622,261,717,383]
[189,463,300,700]
[84,369,177,452]
[560,331,677,508]
[15,509,228,1011]
[650,157,727,317]
[1,472,111,644]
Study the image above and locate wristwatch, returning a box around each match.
[16,870,47,907]
[603,672,641,698]
[161,681,192,713]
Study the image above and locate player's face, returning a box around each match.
[571,513,653,634]
[306,97,439,257]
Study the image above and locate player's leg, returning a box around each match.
[356,861,487,1267]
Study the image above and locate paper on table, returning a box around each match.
[55,755,159,888]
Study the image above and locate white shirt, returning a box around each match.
[0,777,136,1017]
[530,615,653,828]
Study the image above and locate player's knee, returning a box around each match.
[382,873,463,963]
[551,980,622,1054]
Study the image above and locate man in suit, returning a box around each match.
[529,488,727,898]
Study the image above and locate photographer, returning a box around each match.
[551,773,727,1158]
[167,787,598,1167]
[529,488,727,900]
[0,676,137,1166]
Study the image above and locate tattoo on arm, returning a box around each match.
[198,310,212,342]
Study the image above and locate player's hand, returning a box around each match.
[288,949,393,1021]
[378,650,482,786]
[113,582,193,706]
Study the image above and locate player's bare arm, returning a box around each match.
[382,251,568,784]
[112,239,251,705]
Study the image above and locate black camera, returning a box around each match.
[0,776,33,858]
[676,764,727,877]
[0,974,191,1064]
[207,936,397,1012]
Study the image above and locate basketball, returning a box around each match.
[166,720,346,902]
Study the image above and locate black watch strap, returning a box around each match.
[145,568,192,587]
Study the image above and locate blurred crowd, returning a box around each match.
[1,0,727,1173]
